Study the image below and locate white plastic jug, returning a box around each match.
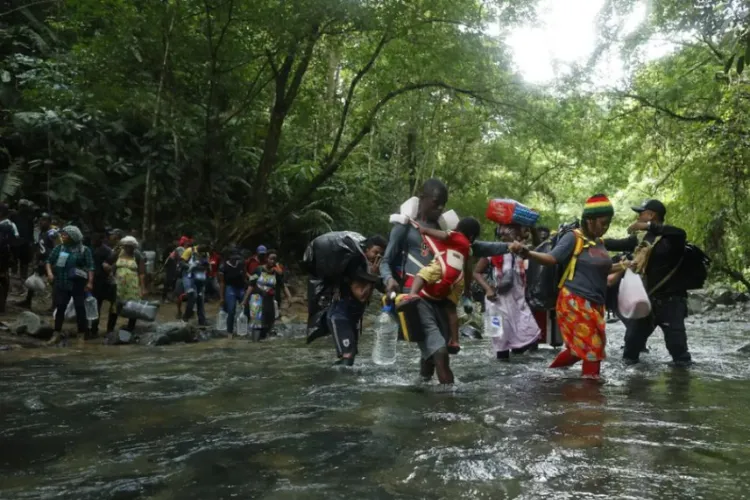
[618,269,651,319]
[439,209,460,231]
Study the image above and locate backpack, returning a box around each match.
[644,241,710,294]
[526,221,586,311]
[417,232,467,300]
[682,243,710,290]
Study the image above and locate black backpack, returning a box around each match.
[526,220,579,311]
[680,243,710,290]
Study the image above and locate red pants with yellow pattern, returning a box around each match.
[550,287,606,378]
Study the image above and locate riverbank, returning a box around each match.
[0,287,310,350]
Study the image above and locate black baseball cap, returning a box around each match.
[632,199,666,218]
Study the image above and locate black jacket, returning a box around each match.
[605,223,687,298]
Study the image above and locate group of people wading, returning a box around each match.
[307,178,698,382]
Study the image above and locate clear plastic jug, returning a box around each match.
[216,309,228,332]
[235,312,248,336]
[84,293,99,321]
[372,304,398,365]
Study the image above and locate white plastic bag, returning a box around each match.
[52,298,77,323]
[618,269,652,319]
[24,274,46,293]
[65,298,77,320]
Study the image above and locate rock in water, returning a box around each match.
[459,325,482,340]
[688,293,708,315]
[738,343,750,354]
[142,321,199,345]
[13,311,41,335]
[715,290,737,306]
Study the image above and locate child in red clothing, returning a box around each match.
[410,217,481,353]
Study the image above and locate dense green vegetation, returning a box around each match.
[1,1,749,285]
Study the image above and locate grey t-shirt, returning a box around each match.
[550,232,611,305]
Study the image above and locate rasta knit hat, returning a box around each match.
[582,194,614,219]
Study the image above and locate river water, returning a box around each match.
[2,313,750,499]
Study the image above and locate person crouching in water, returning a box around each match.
[329,236,387,366]
[409,217,482,354]
[474,224,540,360]
[511,195,627,379]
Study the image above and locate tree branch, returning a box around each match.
[325,32,390,166]
[0,0,57,18]
[283,25,320,107]
[699,35,725,62]
[621,93,724,124]
[292,80,500,207]
[719,266,750,294]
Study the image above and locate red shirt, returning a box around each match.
[445,231,471,257]
[208,251,221,278]
[246,255,262,276]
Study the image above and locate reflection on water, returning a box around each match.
[2,316,750,499]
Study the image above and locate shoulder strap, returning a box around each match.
[648,250,683,295]
[558,230,597,289]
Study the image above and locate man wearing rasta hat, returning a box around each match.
[605,199,692,367]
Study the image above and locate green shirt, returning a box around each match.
[47,244,95,291]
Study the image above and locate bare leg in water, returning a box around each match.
[433,349,454,384]
[420,357,435,381]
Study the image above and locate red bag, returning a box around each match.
[486,199,517,224]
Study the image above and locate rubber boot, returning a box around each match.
[581,360,601,379]
[549,349,580,368]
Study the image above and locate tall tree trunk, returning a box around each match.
[143,3,176,243]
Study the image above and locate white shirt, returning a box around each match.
[0,218,20,238]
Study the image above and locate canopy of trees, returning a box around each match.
[1,0,749,285]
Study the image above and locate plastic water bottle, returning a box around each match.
[235,312,248,336]
[372,302,398,366]
[84,293,98,321]
[216,309,228,332]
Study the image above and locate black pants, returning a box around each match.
[90,283,116,335]
[623,295,691,363]
[14,242,33,280]
[53,281,88,334]
[107,303,137,333]
[327,301,365,358]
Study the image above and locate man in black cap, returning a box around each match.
[605,199,692,366]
